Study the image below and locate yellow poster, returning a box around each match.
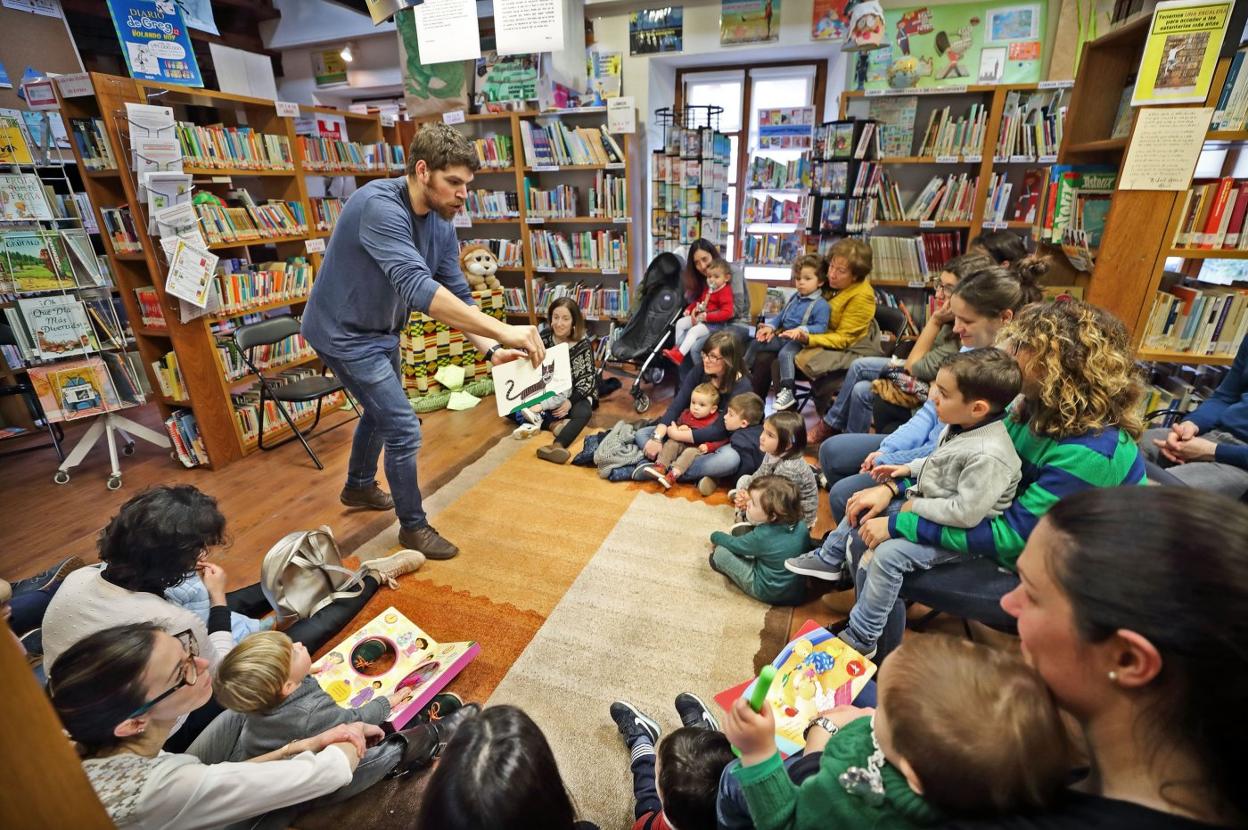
[0,115,32,165]
[1131,0,1231,106]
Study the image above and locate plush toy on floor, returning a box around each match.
[459,244,503,292]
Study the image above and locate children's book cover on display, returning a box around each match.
[715,619,877,757]
[310,606,479,730]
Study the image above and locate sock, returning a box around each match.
[629,736,656,759]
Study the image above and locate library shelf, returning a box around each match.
[877,156,981,164]
[183,166,296,177]
[240,407,326,452]
[226,351,322,387]
[206,233,313,251]
[135,326,172,338]
[1136,349,1236,366]
[523,163,626,172]
[1206,130,1248,142]
[874,220,973,229]
[473,166,517,174]
[208,295,311,324]
[83,168,120,178]
[464,217,520,225]
[525,216,629,224]
[1066,137,1129,154]
[1165,249,1248,259]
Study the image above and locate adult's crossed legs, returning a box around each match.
[818,432,885,520]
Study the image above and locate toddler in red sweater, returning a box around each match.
[642,383,726,488]
[664,259,735,365]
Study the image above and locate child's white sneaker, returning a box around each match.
[512,422,539,440]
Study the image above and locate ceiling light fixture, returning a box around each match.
[340,42,355,63]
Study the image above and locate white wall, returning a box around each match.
[277,36,404,107]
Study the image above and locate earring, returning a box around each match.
[1107,671,1118,682]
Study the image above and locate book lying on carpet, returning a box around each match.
[715,619,876,757]
[311,606,479,730]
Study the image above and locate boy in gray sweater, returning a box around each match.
[785,349,1022,606]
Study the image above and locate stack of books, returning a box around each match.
[1211,43,1248,133]
[994,88,1068,160]
[529,229,627,271]
[213,257,313,315]
[741,232,804,266]
[589,171,628,218]
[534,279,630,319]
[464,189,519,219]
[906,174,978,222]
[217,327,314,381]
[232,369,342,442]
[151,351,188,400]
[299,136,383,172]
[133,287,166,329]
[311,197,344,232]
[68,118,117,170]
[918,105,987,157]
[101,207,142,253]
[166,410,209,467]
[1171,177,1248,251]
[473,134,513,168]
[1140,284,1248,357]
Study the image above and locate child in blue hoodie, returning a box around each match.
[746,254,831,408]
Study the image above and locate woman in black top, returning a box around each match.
[946,486,1247,829]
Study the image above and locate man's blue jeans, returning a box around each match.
[822,356,890,433]
[635,424,741,480]
[319,347,427,530]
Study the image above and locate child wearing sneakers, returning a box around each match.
[721,635,1070,829]
[732,410,819,529]
[785,348,1022,657]
[641,383,726,489]
[745,254,831,411]
[698,392,765,496]
[710,476,812,606]
[610,694,736,830]
[663,258,735,367]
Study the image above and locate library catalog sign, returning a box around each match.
[106,0,204,87]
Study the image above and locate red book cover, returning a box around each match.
[1224,181,1248,248]
[1200,178,1235,248]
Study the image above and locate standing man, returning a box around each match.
[303,124,544,560]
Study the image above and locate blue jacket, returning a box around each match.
[164,575,267,643]
[768,292,831,335]
[731,423,765,477]
[302,177,474,359]
[1187,337,1248,470]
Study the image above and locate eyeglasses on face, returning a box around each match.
[125,629,199,720]
[703,351,724,363]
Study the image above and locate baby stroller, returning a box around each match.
[605,252,684,412]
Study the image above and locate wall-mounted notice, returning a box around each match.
[494,0,565,56]
[1131,0,1231,106]
[607,97,636,134]
[1119,106,1213,190]
[415,0,482,64]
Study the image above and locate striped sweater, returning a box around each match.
[889,417,1146,570]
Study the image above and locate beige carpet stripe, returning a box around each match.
[486,491,771,830]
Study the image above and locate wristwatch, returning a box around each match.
[803,716,838,741]
[484,344,503,363]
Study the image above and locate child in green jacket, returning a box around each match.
[720,635,1070,830]
[710,475,812,605]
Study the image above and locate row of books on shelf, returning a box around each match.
[652,183,723,218]
[462,238,523,268]
[216,329,314,381]
[652,154,729,190]
[196,198,308,244]
[67,117,117,171]
[1141,284,1248,358]
[1211,42,1248,133]
[1,229,111,294]
[524,182,578,218]
[311,197,343,232]
[25,352,147,423]
[867,233,961,283]
[501,286,527,314]
[588,171,628,218]
[464,188,520,219]
[0,172,87,225]
[102,207,143,254]
[533,279,630,319]
[744,195,806,225]
[214,257,312,315]
[167,409,209,467]
[1171,177,1248,251]
[993,88,1066,161]
[2,292,131,363]
[519,121,625,167]
[812,161,850,195]
[741,232,804,266]
[812,121,873,161]
[529,229,627,271]
[918,104,988,158]
[473,134,513,168]
[747,157,812,191]
[232,372,344,443]
[176,122,294,170]
[877,173,978,223]
[151,351,188,399]
[662,126,729,161]
[298,137,399,172]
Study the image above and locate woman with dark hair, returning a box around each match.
[680,239,749,376]
[515,296,598,465]
[946,486,1248,828]
[634,329,752,485]
[50,622,462,830]
[417,705,598,830]
[969,229,1028,267]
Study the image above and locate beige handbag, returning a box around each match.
[260,525,366,622]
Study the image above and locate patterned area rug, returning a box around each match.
[301,436,793,829]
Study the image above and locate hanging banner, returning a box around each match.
[1131,0,1231,106]
[395,6,470,118]
[494,0,565,56]
[105,0,203,87]
[414,0,482,64]
[312,50,349,87]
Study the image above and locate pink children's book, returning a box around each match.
[310,606,480,730]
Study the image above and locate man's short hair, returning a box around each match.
[406,123,479,176]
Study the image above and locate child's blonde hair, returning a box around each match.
[691,382,721,406]
[215,631,294,714]
[880,635,1070,817]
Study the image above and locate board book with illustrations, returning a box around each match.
[27,357,122,422]
[715,619,876,757]
[310,606,480,730]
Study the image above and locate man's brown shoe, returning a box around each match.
[536,443,570,464]
[398,524,459,560]
[808,420,840,446]
[340,484,394,511]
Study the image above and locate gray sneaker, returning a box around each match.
[837,628,877,661]
[785,551,851,585]
[774,387,797,410]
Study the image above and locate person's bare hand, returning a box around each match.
[733,489,750,510]
[723,696,776,767]
[859,451,884,473]
[1171,420,1200,442]
[489,348,529,366]
[846,485,892,528]
[870,464,909,482]
[387,687,414,709]
[779,329,809,343]
[197,562,228,603]
[644,439,662,460]
[931,298,954,326]
[756,325,774,343]
[553,400,572,419]
[1155,435,1218,464]
[497,325,545,366]
[300,722,381,757]
[858,516,891,548]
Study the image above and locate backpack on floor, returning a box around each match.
[261,526,366,622]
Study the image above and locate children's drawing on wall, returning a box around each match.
[721,0,781,46]
[935,23,975,79]
[894,8,933,54]
[887,54,933,88]
[985,3,1040,41]
[978,45,1007,83]
[810,0,852,41]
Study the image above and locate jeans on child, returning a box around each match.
[635,425,741,481]
[745,339,803,389]
[822,356,891,433]
[816,500,905,571]
[847,532,964,649]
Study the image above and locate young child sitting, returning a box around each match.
[609,695,736,830]
[663,259,735,366]
[745,255,831,411]
[513,297,585,441]
[641,382,725,489]
[709,476,811,606]
[785,348,1023,657]
[720,634,1070,829]
[698,392,766,496]
[732,410,819,530]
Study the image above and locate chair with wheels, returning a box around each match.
[233,315,358,470]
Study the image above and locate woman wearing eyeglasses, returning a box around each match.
[51,622,383,830]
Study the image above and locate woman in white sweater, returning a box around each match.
[51,622,378,830]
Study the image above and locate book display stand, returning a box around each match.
[652,105,731,255]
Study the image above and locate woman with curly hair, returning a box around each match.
[834,300,1147,659]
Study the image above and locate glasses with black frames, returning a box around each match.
[126,629,199,720]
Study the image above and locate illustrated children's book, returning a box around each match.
[715,619,877,757]
[491,340,572,416]
[310,606,480,730]
[0,174,54,221]
[27,357,121,422]
[17,294,98,360]
[0,232,75,291]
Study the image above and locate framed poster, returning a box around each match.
[1131,0,1232,106]
[722,0,780,45]
[630,6,683,55]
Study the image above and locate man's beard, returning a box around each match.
[432,199,461,220]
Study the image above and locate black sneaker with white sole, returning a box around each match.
[674,692,720,731]
[609,700,661,748]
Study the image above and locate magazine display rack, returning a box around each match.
[651,105,730,255]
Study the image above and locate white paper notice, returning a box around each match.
[492,342,572,415]
[494,0,565,56]
[1119,107,1213,191]
[165,239,219,309]
[607,97,636,134]
[414,0,482,63]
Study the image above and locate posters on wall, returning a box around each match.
[587,50,622,103]
[174,0,219,35]
[629,6,683,55]
[1130,0,1231,106]
[811,0,852,41]
[105,0,203,87]
[312,50,349,87]
[473,52,539,106]
[395,6,469,118]
[858,1,1046,91]
[722,0,781,45]
[414,0,481,64]
[494,0,564,56]
[1,0,60,16]
[759,106,815,149]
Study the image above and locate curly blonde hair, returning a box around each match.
[997,301,1143,440]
